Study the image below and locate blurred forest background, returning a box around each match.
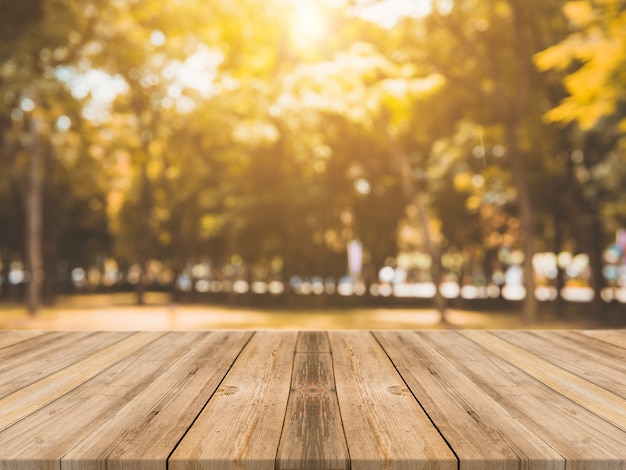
[1,0,626,325]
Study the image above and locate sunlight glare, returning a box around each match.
[355,0,433,28]
[291,1,327,50]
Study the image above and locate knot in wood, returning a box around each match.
[216,385,239,396]
[387,385,410,396]
[296,386,328,395]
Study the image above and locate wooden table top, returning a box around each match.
[0,329,625,470]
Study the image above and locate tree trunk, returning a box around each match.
[501,0,537,324]
[552,207,567,319]
[588,211,606,319]
[414,190,449,324]
[135,156,150,306]
[133,99,158,306]
[391,137,449,324]
[505,122,537,324]
[565,148,607,320]
[26,107,44,316]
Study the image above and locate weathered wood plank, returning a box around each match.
[328,331,457,470]
[60,331,252,470]
[169,331,298,470]
[375,331,564,470]
[0,330,45,350]
[580,329,626,350]
[0,331,93,368]
[493,330,626,399]
[0,331,163,433]
[435,331,626,468]
[0,332,200,470]
[464,330,626,432]
[0,329,624,470]
[277,332,349,470]
[295,330,331,353]
[0,331,132,399]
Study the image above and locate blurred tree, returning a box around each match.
[273,32,452,316]
[414,0,578,322]
[0,0,111,311]
[79,0,244,303]
[536,0,626,314]
[535,0,626,131]
[4,0,623,317]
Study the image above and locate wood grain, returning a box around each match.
[329,331,457,470]
[0,330,625,470]
[0,331,95,374]
[169,331,298,470]
[277,332,349,470]
[0,331,131,399]
[0,332,193,469]
[0,331,162,433]
[61,331,252,470]
[493,330,626,399]
[443,331,626,467]
[0,330,45,350]
[295,330,331,353]
[580,329,626,350]
[375,330,563,470]
[464,330,626,432]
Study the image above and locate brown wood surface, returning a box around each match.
[463,330,626,433]
[374,330,563,470]
[61,331,253,470]
[493,330,626,399]
[169,331,298,470]
[0,331,132,399]
[580,329,626,349]
[328,331,457,470]
[276,332,349,470]
[453,331,626,467]
[0,330,625,470]
[0,330,44,350]
[0,331,162,434]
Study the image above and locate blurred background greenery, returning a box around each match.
[1,0,626,327]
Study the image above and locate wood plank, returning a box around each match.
[0,330,45,350]
[0,331,92,367]
[524,330,626,367]
[169,331,298,470]
[0,331,132,399]
[375,331,564,470]
[427,331,626,467]
[0,332,201,470]
[464,330,626,432]
[0,331,163,433]
[493,330,626,399]
[0,329,624,469]
[328,331,456,470]
[580,329,626,349]
[552,330,626,365]
[295,330,331,353]
[61,331,252,470]
[277,332,349,470]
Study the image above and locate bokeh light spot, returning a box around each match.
[56,115,72,132]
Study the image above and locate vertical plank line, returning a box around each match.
[274,331,301,470]
[164,331,256,470]
[329,331,352,470]
[371,331,460,470]
[274,331,352,470]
